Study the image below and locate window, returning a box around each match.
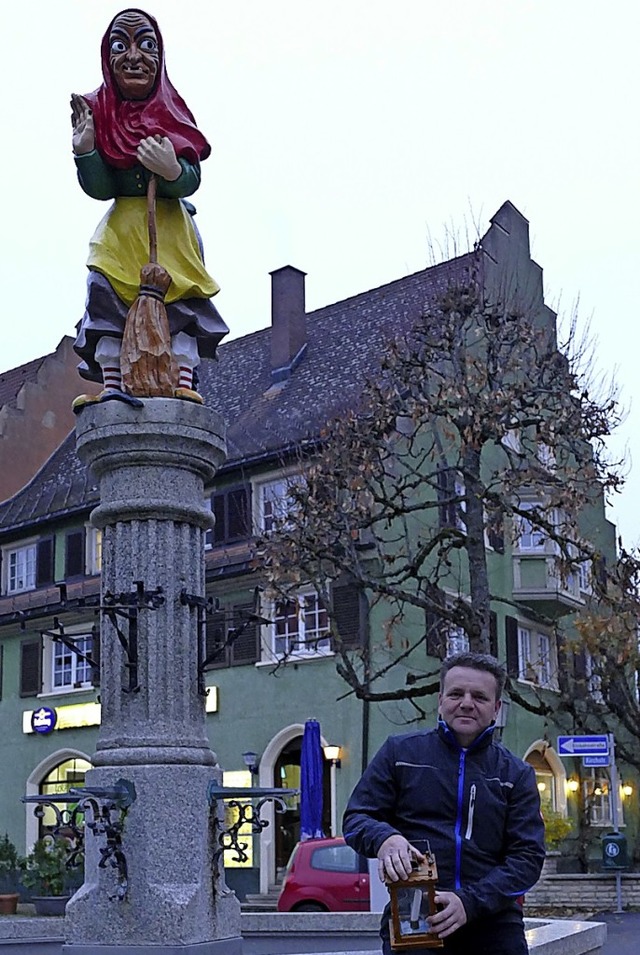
[516,626,555,687]
[311,844,359,873]
[585,651,604,704]
[502,429,521,453]
[52,634,93,689]
[583,769,623,827]
[2,537,55,595]
[578,560,592,595]
[515,504,546,552]
[437,469,466,533]
[256,475,303,534]
[269,592,331,658]
[86,527,102,575]
[40,626,99,694]
[39,757,92,839]
[7,543,36,593]
[446,624,469,657]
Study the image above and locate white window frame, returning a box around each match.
[583,768,624,827]
[3,540,37,595]
[517,625,556,688]
[85,526,102,575]
[41,624,95,696]
[502,429,521,453]
[515,504,547,552]
[263,589,331,661]
[254,472,304,535]
[578,559,593,595]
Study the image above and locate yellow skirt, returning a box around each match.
[87,197,220,306]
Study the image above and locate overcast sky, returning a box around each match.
[2,1,638,541]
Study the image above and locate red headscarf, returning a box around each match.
[83,8,210,170]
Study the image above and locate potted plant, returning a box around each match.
[0,833,22,915]
[21,837,73,916]
[541,809,574,875]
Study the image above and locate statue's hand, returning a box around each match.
[71,93,95,155]
[137,135,181,182]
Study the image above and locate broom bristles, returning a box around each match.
[121,263,179,397]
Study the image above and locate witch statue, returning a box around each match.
[71,8,227,407]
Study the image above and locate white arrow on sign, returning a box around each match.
[557,735,609,755]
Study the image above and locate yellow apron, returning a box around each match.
[87,197,220,306]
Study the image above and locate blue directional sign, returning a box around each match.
[583,755,610,767]
[557,735,609,757]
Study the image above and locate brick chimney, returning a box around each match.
[270,265,307,382]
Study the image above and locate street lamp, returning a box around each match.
[242,751,259,776]
[323,745,342,837]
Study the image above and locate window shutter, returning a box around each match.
[573,650,588,698]
[437,468,450,528]
[36,537,54,588]
[331,583,365,649]
[230,604,259,665]
[0,644,3,701]
[205,610,229,669]
[91,625,101,687]
[20,638,42,697]
[505,616,519,677]
[65,531,85,578]
[227,488,251,541]
[425,610,446,660]
[489,611,498,658]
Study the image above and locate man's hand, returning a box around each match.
[137,135,181,181]
[430,891,468,938]
[377,835,424,883]
[71,93,95,155]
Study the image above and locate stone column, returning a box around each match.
[64,399,242,955]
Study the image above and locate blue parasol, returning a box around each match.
[300,718,325,841]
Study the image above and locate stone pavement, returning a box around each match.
[591,911,640,954]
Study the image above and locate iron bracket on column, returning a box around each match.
[101,581,164,693]
[208,784,298,867]
[22,779,136,902]
[180,590,219,696]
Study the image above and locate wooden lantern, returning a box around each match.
[385,851,444,950]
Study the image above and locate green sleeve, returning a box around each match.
[156,158,202,199]
[74,150,118,200]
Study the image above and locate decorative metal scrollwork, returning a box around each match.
[23,779,136,902]
[208,785,297,868]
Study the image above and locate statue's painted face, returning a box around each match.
[109,11,160,100]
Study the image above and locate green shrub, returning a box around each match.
[21,837,71,897]
[542,809,574,850]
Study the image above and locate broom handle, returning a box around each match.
[147,174,158,264]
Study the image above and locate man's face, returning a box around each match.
[438,666,501,747]
[109,12,160,100]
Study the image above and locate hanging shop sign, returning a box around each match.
[31,706,57,734]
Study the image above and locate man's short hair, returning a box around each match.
[440,652,506,700]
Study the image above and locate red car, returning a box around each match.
[277,836,370,912]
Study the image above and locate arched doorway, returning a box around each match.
[25,749,92,850]
[258,724,331,893]
[523,740,567,815]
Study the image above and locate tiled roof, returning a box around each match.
[0,355,48,409]
[0,253,473,536]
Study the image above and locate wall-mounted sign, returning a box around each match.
[31,706,57,735]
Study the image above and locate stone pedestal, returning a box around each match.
[64,400,241,954]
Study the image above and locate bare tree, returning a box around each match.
[257,276,640,762]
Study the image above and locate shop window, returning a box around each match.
[221,770,254,868]
[583,769,623,827]
[525,750,558,812]
[38,757,92,839]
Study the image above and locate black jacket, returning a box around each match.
[342,721,545,923]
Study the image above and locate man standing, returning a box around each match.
[343,652,545,954]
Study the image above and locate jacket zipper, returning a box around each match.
[465,783,476,840]
[454,750,466,889]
